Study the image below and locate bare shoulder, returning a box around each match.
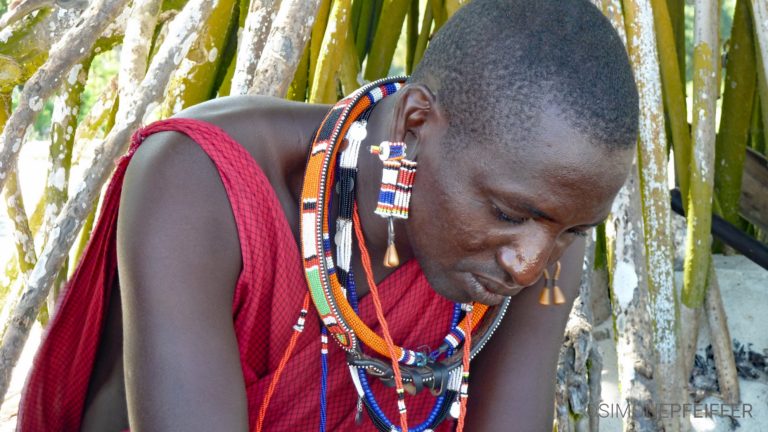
[118,117,243,301]
[117,96,327,296]
[174,95,329,165]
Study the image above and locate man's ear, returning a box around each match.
[389,83,445,158]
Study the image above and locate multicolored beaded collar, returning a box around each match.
[277,77,510,432]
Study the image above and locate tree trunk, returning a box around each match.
[309,0,352,103]
[248,0,322,97]
[230,0,278,95]
[0,0,129,194]
[705,262,740,404]
[607,161,660,432]
[683,0,719,308]
[623,2,687,430]
[41,57,92,319]
[117,0,162,105]
[555,236,602,432]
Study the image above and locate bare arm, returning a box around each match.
[117,131,249,431]
[464,236,586,431]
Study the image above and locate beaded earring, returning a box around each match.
[539,261,566,305]
[370,141,417,268]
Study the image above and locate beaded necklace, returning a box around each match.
[328,87,458,431]
[256,77,511,432]
[299,77,491,360]
[303,77,512,431]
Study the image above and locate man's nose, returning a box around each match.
[496,234,555,287]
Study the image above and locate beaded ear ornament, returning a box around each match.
[257,77,511,432]
[369,140,417,268]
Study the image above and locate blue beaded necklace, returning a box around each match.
[346,269,461,432]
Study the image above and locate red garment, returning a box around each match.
[18,118,457,431]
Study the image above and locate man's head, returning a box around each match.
[408,0,638,152]
[383,0,638,304]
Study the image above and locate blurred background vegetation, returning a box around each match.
[0,0,741,140]
[0,1,765,431]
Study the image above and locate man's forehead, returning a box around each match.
[475,157,622,228]
[468,108,631,207]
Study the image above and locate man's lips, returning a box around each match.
[473,274,524,297]
[467,274,505,305]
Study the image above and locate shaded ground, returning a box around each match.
[599,255,768,432]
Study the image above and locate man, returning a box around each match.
[19,0,638,430]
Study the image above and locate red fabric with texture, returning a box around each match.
[17,118,457,431]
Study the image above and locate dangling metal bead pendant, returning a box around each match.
[384,217,400,268]
[371,140,414,269]
[539,261,565,305]
[449,399,461,419]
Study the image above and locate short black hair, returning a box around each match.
[409,0,638,151]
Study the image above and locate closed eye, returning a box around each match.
[492,204,529,225]
[493,203,592,237]
[567,229,589,237]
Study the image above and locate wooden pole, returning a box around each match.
[622,0,686,429]
[248,0,322,97]
[230,0,278,96]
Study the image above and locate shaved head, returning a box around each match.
[409,0,638,152]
